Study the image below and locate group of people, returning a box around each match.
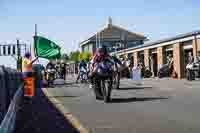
[46,60,67,80]
[22,52,67,81]
[75,45,122,87]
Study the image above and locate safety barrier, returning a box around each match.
[0,85,23,133]
[0,66,23,133]
[0,64,80,133]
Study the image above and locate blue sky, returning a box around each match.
[0,0,200,67]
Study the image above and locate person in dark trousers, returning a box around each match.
[61,62,66,80]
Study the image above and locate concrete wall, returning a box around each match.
[173,43,184,79]
[157,47,164,70]
[133,52,138,67]
[193,39,197,57]
[197,39,200,52]
[144,49,150,67]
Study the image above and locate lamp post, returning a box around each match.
[16,39,22,71]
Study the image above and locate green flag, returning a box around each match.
[34,36,61,59]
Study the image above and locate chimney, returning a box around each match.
[108,17,112,28]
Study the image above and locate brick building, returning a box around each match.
[117,31,200,79]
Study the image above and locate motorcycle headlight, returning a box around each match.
[97,68,101,73]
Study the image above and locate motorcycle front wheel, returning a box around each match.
[186,69,194,81]
[101,79,112,103]
[93,78,103,100]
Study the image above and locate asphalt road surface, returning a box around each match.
[47,77,200,133]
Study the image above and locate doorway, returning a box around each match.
[152,53,158,77]
[138,51,144,65]
[183,48,193,77]
[150,52,158,77]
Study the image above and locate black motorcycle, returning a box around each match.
[141,66,152,78]
[93,60,113,103]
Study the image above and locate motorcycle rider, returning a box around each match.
[89,45,114,88]
[76,59,87,83]
[60,61,67,80]
[46,60,56,81]
[46,60,55,70]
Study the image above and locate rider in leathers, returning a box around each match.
[89,45,115,88]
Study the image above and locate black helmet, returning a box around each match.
[98,45,107,54]
[24,52,31,58]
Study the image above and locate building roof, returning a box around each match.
[144,30,200,47]
[114,30,200,54]
[80,19,147,46]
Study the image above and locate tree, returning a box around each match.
[79,52,92,62]
[69,51,80,63]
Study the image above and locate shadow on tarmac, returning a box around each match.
[110,97,169,103]
[52,82,80,88]
[48,95,79,98]
[14,88,79,133]
[118,86,152,90]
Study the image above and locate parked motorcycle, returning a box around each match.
[186,62,200,81]
[158,62,173,78]
[141,66,152,78]
[93,60,113,103]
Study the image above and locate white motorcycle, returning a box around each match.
[80,67,88,83]
[46,68,56,87]
[186,62,200,81]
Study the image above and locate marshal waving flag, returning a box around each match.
[34,36,61,59]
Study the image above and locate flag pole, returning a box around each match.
[35,24,37,37]
[33,24,37,58]
[34,24,39,63]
